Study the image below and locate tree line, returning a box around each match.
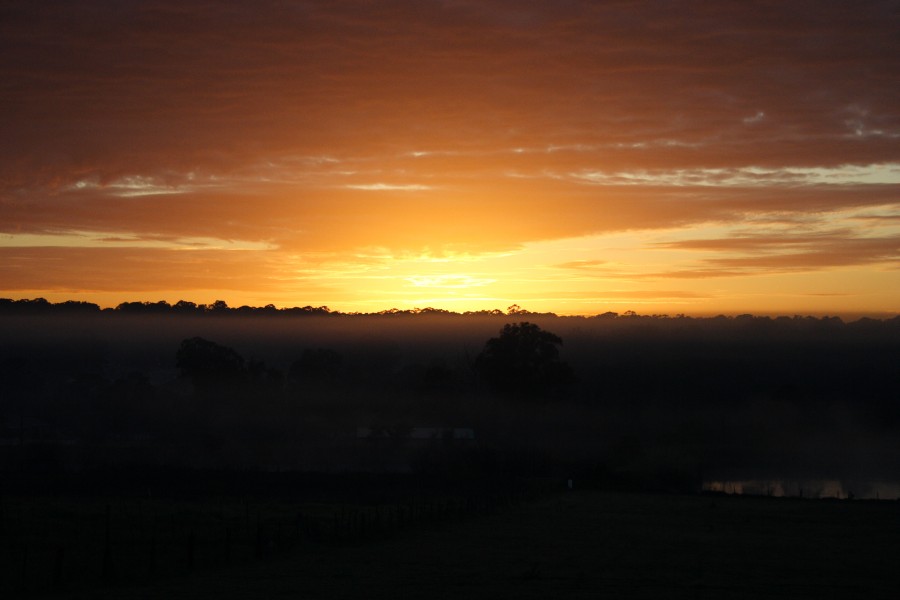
[3,298,898,330]
[0,298,565,317]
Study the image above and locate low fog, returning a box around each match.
[2,306,898,492]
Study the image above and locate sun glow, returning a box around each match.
[260,218,899,316]
[405,275,495,289]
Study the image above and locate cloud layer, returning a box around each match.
[1,1,898,314]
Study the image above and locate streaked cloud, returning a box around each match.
[566,164,900,187]
[0,0,898,315]
[0,230,275,251]
[344,183,433,191]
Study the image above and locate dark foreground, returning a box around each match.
[51,490,899,600]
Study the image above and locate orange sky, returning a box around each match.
[1,1,898,316]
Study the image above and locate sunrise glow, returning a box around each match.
[1,2,898,316]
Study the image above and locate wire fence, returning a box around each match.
[0,484,537,597]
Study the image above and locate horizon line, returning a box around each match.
[1,297,897,322]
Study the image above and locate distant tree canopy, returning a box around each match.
[0,298,557,318]
[475,322,573,398]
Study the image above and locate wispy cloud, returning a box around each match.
[68,175,204,198]
[565,164,900,187]
[344,183,433,191]
[0,230,275,251]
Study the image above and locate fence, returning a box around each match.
[0,484,534,596]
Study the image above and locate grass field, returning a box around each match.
[28,489,898,599]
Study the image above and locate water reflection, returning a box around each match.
[703,479,900,500]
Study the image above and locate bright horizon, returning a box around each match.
[2,2,898,318]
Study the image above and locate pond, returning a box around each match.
[702,479,900,500]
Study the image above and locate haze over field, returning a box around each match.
[1,1,898,316]
[2,308,898,489]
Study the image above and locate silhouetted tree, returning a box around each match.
[173,300,200,314]
[176,337,245,395]
[57,300,101,313]
[2,297,52,314]
[209,300,230,314]
[475,322,573,398]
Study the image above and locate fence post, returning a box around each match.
[255,516,263,559]
[186,531,195,571]
[295,512,303,542]
[53,546,65,589]
[224,526,232,566]
[148,536,157,578]
[102,504,114,582]
[20,542,28,593]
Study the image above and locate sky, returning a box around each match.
[1,0,898,316]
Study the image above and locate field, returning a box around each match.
[2,312,898,597]
[0,470,531,598]
[5,483,898,599]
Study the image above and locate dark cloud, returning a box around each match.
[652,234,899,277]
[0,246,279,292]
[3,0,897,174]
